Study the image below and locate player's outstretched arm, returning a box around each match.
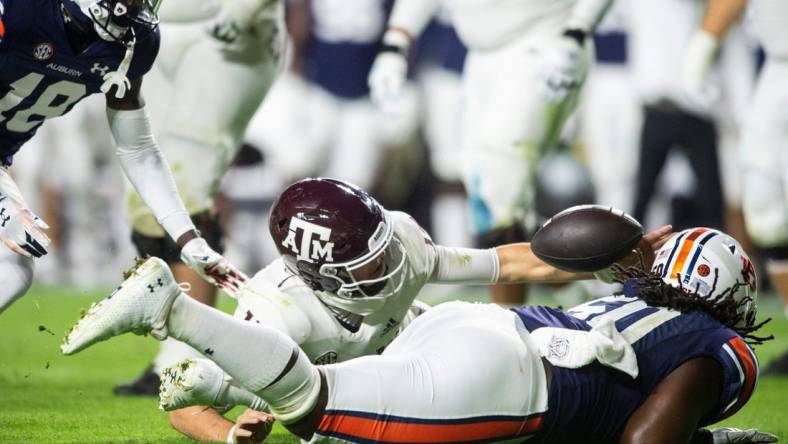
[496,225,673,284]
[105,79,247,294]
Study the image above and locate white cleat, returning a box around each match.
[159,358,230,412]
[61,257,180,355]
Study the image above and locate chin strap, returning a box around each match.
[101,29,135,98]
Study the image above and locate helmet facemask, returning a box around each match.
[83,0,161,44]
[316,214,407,316]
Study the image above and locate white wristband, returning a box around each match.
[226,425,236,444]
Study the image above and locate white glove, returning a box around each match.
[537,35,588,104]
[368,51,409,115]
[0,193,50,258]
[711,428,779,444]
[180,237,248,295]
[681,31,721,110]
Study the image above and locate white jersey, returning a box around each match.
[233,212,439,364]
[443,0,574,50]
[752,0,788,60]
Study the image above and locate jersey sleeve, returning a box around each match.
[127,27,161,79]
[712,335,760,422]
[389,211,439,281]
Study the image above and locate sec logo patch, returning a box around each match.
[697,264,710,277]
[33,43,54,61]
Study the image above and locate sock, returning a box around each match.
[153,338,203,376]
[0,251,35,314]
[221,381,269,412]
[167,296,320,423]
[167,294,296,393]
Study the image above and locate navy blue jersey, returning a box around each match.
[513,281,759,443]
[413,19,467,74]
[297,0,389,99]
[0,0,159,165]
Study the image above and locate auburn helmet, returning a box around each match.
[651,227,758,327]
[269,178,406,315]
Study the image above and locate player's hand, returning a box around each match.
[207,0,264,44]
[368,51,408,115]
[0,194,50,258]
[680,31,720,110]
[619,225,673,271]
[180,238,248,295]
[710,427,779,444]
[595,225,673,283]
[230,409,274,444]
[536,34,588,103]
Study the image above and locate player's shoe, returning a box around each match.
[61,257,180,355]
[159,358,231,411]
[113,366,161,397]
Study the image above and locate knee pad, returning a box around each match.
[132,211,224,265]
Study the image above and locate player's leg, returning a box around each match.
[315,302,548,442]
[740,60,788,374]
[632,104,682,224]
[461,37,590,305]
[0,248,34,313]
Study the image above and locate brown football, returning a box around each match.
[531,205,643,273]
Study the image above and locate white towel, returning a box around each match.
[529,317,639,379]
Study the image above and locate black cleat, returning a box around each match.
[763,351,788,376]
[113,366,161,397]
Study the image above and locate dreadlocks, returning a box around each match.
[610,264,774,346]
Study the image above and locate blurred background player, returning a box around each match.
[247,0,419,194]
[627,0,756,232]
[682,0,788,375]
[368,0,615,306]
[115,0,283,395]
[0,0,243,314]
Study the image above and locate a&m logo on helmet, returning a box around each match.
[281,218,335,263]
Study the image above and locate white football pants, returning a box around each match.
[127,18,281,236]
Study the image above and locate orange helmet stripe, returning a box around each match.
[668,227,709,281]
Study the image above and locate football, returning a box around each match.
[531,205,643,273]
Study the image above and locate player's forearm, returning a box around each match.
[566,0,614,33]
[386,0,441,45]
[107,107,196,243]
[169,406,235,442]
[701,0,748,39]
[496,243,592,283]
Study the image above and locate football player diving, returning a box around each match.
[0,0,246,314]
[63,213,778,443]
[75,178,669,443]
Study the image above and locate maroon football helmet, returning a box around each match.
[269,178,406,315]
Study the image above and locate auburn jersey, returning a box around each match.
[513,282,759,443]
[0,0,159,165]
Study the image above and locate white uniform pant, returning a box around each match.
[127,19,280,236]
[461,35,591,234]
[314,302,548,443]
[741,59,788,246]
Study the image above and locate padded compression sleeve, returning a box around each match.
[108,107,195,241]
[431,246,500,284]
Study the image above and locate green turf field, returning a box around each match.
[0,287,786,443]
